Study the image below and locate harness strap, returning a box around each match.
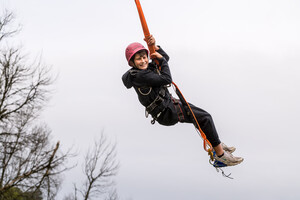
[145,87,166,121]
[171,98,185,122]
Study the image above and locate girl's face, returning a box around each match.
[133,51,149,70]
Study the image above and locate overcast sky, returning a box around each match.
[2,0,300,199]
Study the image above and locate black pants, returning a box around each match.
[181,102,221,147]
[157,100,221,147]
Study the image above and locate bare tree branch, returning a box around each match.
[0,10,73,199]
[0,10,19,42]
[72,132,120,200]
[82,133,119,200]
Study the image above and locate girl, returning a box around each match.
[122,35,243,167]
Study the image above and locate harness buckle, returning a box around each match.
[145,110,149,118]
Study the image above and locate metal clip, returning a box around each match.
[151,119,156,124]
[145,109,149,118]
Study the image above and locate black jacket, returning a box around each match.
[122,47,178,125]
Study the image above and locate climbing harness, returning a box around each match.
[138,87,152,96]
[133,0,233,178]
[145,87,166,124]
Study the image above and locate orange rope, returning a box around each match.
[134,0,214,160]
[134,0,156,55]
[172,82,214,160]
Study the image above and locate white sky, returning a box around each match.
[2,0,300,199]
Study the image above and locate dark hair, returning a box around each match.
[130,49,148,63]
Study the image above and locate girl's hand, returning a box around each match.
[150,52,163,59]
[144,35,159,50]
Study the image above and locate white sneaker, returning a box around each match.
[221,142,236,154]
[214,151,244,167]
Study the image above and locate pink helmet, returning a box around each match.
[125,42,149,66]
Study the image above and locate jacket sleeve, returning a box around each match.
[132,57,172,87]
[156,46,169,62]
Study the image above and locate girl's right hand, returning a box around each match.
[144,35,155,46]
[144,35,159,50]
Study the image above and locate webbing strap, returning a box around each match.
[171,98,185,122]
[145,87,165,114]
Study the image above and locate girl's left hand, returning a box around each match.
[150,52,162,59]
